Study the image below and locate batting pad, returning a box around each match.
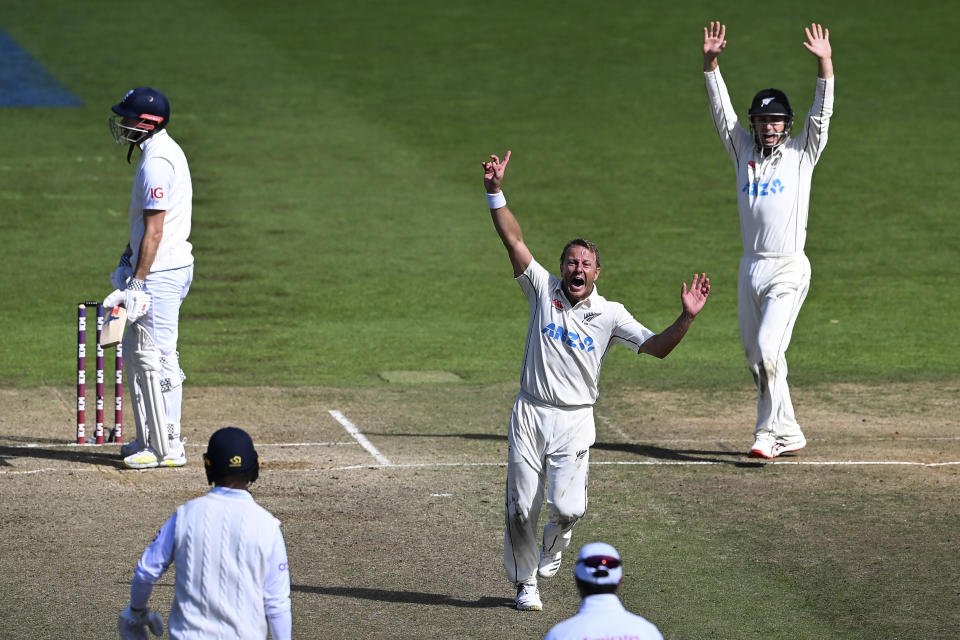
[124,324,168,458]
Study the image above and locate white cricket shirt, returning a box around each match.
[517,259,655,407]
[705,69,834,257]
[128,128,194,271]
[544,593,664,640]
[130,486,291,640]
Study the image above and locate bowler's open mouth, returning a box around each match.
[572,277,585,287]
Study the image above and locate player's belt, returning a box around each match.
[518,390,593,412]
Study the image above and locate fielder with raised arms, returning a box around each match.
[702,22,834,459]
[103,87,194,469]
[482,151,711,611]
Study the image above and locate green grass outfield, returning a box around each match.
[0,2,958,639]
[2,0,957,388]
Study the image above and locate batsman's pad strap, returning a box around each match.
[159,353,186,392]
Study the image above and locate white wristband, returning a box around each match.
[486,191,506,209]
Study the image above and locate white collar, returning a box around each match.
[140,128,169,151]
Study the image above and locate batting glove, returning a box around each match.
[117,605,164,640]
[104,279,151,325]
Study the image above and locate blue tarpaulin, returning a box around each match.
[0,28,83,107]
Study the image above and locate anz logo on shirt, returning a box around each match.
[742,178,785,196]
[542,323,595,352]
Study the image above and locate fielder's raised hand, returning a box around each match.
[681,272,711,318]
[703,21,726,71]
[482,150,511,194]
[802,23,831,59]
[803,23,834,79]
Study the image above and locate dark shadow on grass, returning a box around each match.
[594,442,766,468]
[0,444,124,469]
[353,434,767,467]
[291,585,514,609]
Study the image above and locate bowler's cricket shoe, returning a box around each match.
[123,448,159,469]
[748,438,775,459]
[515,582,542,611]
[772,435,806,457]
[537,547,563,578]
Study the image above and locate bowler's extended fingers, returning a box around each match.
[501,149,512,169]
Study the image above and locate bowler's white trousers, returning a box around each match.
[504,391,594,585]
[134,265,193,427]
[738,253,809,443]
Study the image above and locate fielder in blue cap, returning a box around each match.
[118,427,292,639]
[544,542,663,640]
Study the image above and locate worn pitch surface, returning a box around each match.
[0,382,957,639]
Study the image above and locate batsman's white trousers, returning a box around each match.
[134,265,193,428]
[504,391,594,585]
[737,253,810,443]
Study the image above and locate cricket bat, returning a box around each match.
[99,305,127,348]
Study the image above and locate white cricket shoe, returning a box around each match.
[160,442,187,468]
[123,448,159,469]
[515,582,542,611]
[748,438,775,459]
[537,547,562,578]
[773,435,807,457]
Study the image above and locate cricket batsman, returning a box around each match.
[702,22,834,458]
[103,87,194,469]
[482,150,711,611]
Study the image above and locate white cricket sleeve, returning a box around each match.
[797,76,834,165]
[264,529,292,640]
[704,68,753,165]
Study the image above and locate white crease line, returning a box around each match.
[330,461,504,471]
[328,410,392,466]
[596,414,633,443]
[259,442,357,448]
[3,459,958,477]
[329,460,960,471]
[615,436,960,444]
[6,441,355,449]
